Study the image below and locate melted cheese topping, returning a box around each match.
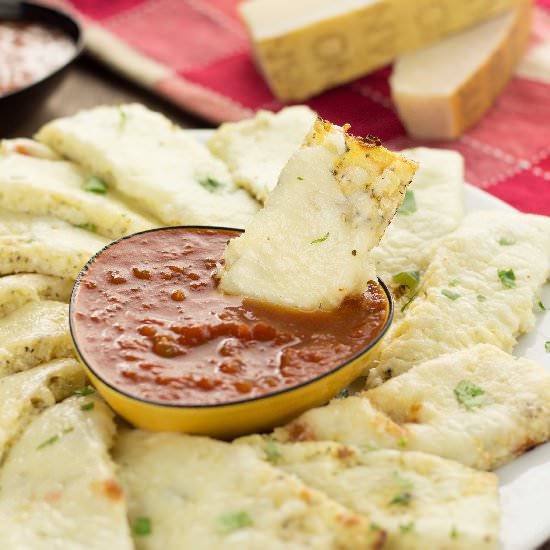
[275,344,550,470]
[239,437,500,550]
[219,119,416,310]
[35,104,260,228]
[115,430,383,549]
[0,397,133,549]
[0,359,85,460]
[0,301,72,377]
[0,208,108,280]
[0,139,157,239]
[208,106,317,202]
[0,274,72,318]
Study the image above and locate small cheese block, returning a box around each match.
[0,397,133,550]
[390,1,531,139]
[0,274,72,318]
[238,437,500,550]
[0,208,108,280]
[218,119,417,310]
[0,358,85,461]
[36,104,260,228]
[208,106,317,202]
[274,344,550,470]
[114,430,384,549]
[0,301,73,377]
[239,0,522,101]
[0,139,157,239]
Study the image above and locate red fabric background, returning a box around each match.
[65,0,550,215]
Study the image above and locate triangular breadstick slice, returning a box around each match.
[219,119,417,310]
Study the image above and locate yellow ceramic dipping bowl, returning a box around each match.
[70,226,394,440]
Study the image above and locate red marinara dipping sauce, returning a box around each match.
[72,228,389,405]
[0,21,75,96]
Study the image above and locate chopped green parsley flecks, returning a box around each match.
[297,176,304,181]
[401,291,419,313]
[311,232,330,244]
[498,236,515,246]
[336,388,350,399]
[265,440,281,463]
[441,289,460,301]
[454,380,485,410]
[397,437,408,448]
[74,386,95,396]
[216,511,253,533]
[449,279,460,287]
[450,526,459,539]
[36,435,59,450]
[392,270,420,290]
[393,471,414,489]
[199,177,223,192]
[132,517,152,536]
[545,341,550,353]
[400,521,414,533]
[74,222,98,233]
[538,300,546,312]
[83,176,108,194]
[477,294,487,302]
[80,402,94,411]
[389,492,412,506]
[498,268,516,289]
[397,190,417,215]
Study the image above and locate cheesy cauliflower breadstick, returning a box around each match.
[218,119,417,310]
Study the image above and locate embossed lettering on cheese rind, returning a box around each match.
[0,301,73,378]
[369,211,550,382]
[219,119,417,310]
[114,430,384,550]
[0,274,72,318]
[275,344,550,470]
[0,139,157,239]
[390,2,531,139]
[238,436,500,550]
[208,106,317,202]
[240,0,521,101]
[0,397,133,550]
[371,147,464,307]
[36,104,260,228]
[0,208,108,280]
[0,358,85,461]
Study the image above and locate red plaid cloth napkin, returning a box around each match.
[52,0,550,215]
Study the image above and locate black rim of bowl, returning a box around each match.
[0,1,84,100]
[69,225,395,409]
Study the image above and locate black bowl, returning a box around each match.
[0,1,83,135]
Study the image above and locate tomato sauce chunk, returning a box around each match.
[72,228,389,405]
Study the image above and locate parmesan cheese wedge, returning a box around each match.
[218,119,417,310]
[114,430,384,549]
[36,104,260,228]
[371,147,464,305]
[390,1,531,139]
[0,397,133,550]
[208,106,317,202]
[0,301,72,377]
[275,344,550,470]
[0,139,157,239]
[0,208,108,280]
[0,274,72,318]
[239,437,500,550]
[0,358,85,461]
[240,0,521,101]
[368,210,550,383]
